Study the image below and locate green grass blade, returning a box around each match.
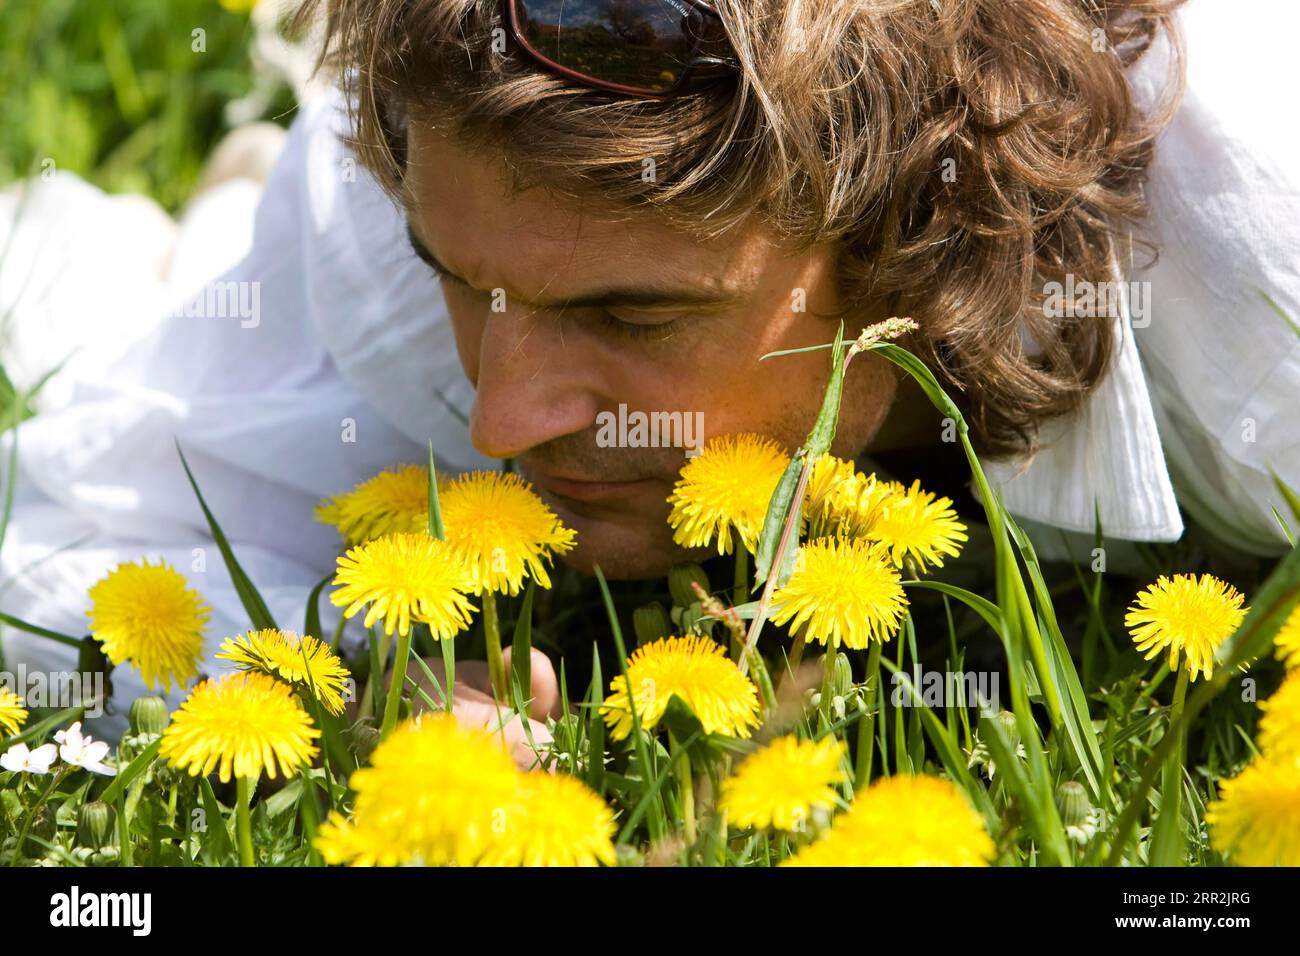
[0,609,82,648]
[586,644,606,795]
[175,442,277,631]
[99,738,161,805]
[427,442,445,540]
[511,581,535,696]
[303,573,330,639]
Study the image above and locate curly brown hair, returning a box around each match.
[294,0,1185,457]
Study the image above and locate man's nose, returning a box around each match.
[468,306,600,460]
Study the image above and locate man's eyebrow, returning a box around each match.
[404,222,745,312]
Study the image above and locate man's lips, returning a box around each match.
[526,469,664,505]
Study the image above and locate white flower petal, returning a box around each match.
[83,740,110,763]
[0,745,30,772]
[29,743,58,773]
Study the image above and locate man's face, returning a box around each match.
[404,120,901,578]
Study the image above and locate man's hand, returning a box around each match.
[406,647,563,770]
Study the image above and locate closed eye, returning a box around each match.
[592,311,682,342]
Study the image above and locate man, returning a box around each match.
[2,0,1297,746]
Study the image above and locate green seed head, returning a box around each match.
[994,710,1020,749]
[1055,780,1093,828]
[633,602,672,645]
[668,564,710,608]
[129,695,170,737]
[77,801,115,850]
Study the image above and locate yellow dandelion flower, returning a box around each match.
[0,688,28,737]
[801,455,891,540]
[477,771,618,867]
[1207,756,1300,866]
[1274,604,1300,670]
[1125,574,1249,682]
[770,537,908,649]
[1258,669,1300,764]
[216,628,352,716]
[439,471,577,595]
[667,434,790,555]
[803,456,863,535]
[86,560,210,693]
[330,532,477,638]
[721,735,848,831]
[160,671,320,783]
[314,714,520,866]
[316,464,429,546]
[600,635,761,741]
[784,773,994,867]
[866,479,968,571]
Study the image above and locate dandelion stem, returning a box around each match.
[671,731,697,848]
[818,641,838,732]
[381,626,413,739]
[483,591,507,702]
[733,548,748,617]
[440,632,457,715]
[328,610,347,653]
[1155,666,1190,855]
[235,776,255,867]
[854,639,883,791]
[116,790,132,867]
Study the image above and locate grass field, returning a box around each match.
[0,0,292,210]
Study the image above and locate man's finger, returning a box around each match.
[451,694,554,771]
[500,646,562,721]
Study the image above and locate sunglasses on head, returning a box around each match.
[500,0,739,98]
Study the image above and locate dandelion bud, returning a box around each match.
[129,695,170,737]
[77,801,115,850]
[551,713,582,756]
[1055,780,1093,828]
[347,719,382,763]
[668,564,710,608]
[674,605,705,635]
[829,652,854,699]
[994,710,1020,749]
[633,603,672,645]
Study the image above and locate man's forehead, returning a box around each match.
[403,120,779,308]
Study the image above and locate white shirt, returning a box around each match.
[1,0,1296,735]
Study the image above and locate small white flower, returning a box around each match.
[54,722,116,776]
[0,743,58,774]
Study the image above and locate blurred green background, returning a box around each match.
[0,0,293,210]
[0,0,294,416]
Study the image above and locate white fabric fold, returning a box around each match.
[981,270,1184,543]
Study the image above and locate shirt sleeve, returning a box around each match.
[0,87,489,738]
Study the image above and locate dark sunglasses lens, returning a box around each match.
[514,0,698,93]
